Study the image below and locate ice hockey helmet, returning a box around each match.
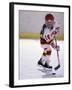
[45,14,54,21]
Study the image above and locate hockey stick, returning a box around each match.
[54,37,60,70]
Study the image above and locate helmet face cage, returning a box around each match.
[45,14,55,28]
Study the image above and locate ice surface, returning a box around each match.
[19,39,64,80]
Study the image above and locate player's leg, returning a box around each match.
[43,46,52,69]
[38,48,47,66]
[38,45,48,66]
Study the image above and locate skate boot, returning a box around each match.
[43,62,52,69]
[38,58,44,66]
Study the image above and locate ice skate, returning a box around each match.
[38,58,44,67]
[43,62,52,69]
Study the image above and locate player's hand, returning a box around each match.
[55,27,60,31]
[55,45,60,51]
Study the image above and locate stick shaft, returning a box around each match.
[55,37,60,65]
[57,50,60,65]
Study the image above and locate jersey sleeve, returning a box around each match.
[40,24,46,37]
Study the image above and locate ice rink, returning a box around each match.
[19,39,64,80]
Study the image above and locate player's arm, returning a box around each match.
[45,26,60,44]
[50,39,60,51]
[50,26,60,50]
[40,27,48,44]
[40,24,46,38]
[51,27,60,38]
[46,35,54,44]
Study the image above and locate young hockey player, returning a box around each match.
[38,14,60,69]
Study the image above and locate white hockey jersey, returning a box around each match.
[40,24,60,44]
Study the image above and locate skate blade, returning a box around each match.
[37,65,52,71]
[43,67,52,71]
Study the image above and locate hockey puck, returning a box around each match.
[52,73,56,75]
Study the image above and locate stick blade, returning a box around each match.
[54,64,60,70]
